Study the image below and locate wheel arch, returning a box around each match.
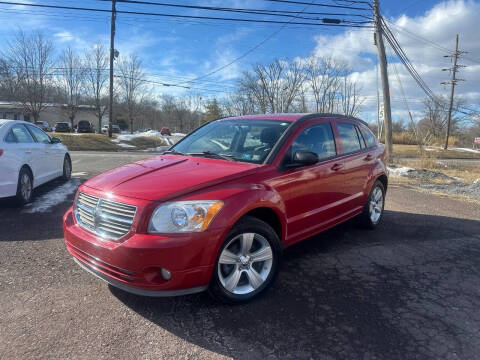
[20,163,34,182]
[376,173,388,191]
[241,207,283,244]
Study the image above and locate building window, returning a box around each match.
[24,114,30,122]
[14,113,18,120]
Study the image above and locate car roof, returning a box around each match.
[0,119,33,126]
[218,113,368,126]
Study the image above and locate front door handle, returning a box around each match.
[24,150,32,154]
[331,163,344,171]
[363,154,373,161]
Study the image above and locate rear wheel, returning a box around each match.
[62,155,72,181]
[15,167,33,205]
[359,180,385,229]
[210,216,282,304]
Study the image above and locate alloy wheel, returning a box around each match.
[217,232,273,295]
[369,186,384,224]
[21,173,32,201]
[64,158,72,179]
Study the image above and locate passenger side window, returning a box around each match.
[360,126,378,148]
[11,125,34,143]
[27,124,51,144]
[289,123,336,162]
[337,122,362,154]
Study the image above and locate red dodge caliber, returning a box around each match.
[63,114,387,303]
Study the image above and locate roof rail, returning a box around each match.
[297,113,369,127]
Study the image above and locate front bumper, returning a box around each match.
[63,207,223,296]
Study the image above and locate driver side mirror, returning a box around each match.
[284,150,318,169]
[51,137,62,144]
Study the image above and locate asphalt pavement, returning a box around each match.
[1,151,480,359]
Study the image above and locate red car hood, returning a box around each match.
[84,155,259,201]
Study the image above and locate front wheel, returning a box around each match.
[209,216,282,304]
[359,180,385,229]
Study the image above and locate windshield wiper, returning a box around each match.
[187,151,236,161]
[163,150,186,155]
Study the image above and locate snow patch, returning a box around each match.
[115,130,165,142]
[118,143,136,148]
[387,166,414,177]
[23,179,81,213]
[450,147,480,154]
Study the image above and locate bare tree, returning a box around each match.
[59,47,84,128]
[338,75,363,117]
[84,44,109,133]
[0,57,22,101]
[5,31,54,122]
[117,55,145,134]
[305,57,343,113]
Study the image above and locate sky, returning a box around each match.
[0,0,479,123]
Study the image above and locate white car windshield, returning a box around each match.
[170,119,290,164]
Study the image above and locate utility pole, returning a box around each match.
[373,0,393,163]
[441,34,466,150]
[108,0,117,138]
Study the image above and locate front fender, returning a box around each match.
[185,185,287,265]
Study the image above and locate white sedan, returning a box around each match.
[0,120,71,204]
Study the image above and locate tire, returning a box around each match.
[209,216,282,304]
[62,154,72,181]
[358,180,386,229]
[15,167,33,205]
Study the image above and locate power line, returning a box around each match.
[177,0,349,86]
[384,18,480,65]
[264,0,371,11]
[0,1,372,27]
[98,0,373,20]
[381,18,475,116]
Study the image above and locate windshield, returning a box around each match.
[171,119,290,164]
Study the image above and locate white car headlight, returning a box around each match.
[148,201,224,233]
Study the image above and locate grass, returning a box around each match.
[393,144,480,159]
[52,132,168,151]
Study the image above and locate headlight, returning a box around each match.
[148,201,224,233]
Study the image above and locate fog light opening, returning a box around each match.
[161,268,171,281]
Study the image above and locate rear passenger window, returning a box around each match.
[5,130,16,143]
[337,122,361,154]
[11,125,34,143]
[360,126,378,148]
[355,126,366,149]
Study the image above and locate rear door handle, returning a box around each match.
[331,163,344,171]
[24,150,32,154]
[363,154,373,161]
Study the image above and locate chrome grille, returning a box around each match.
[74,192,137,240]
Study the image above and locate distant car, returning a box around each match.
[474,137,480,149]
[160,127,171,136]
[0,119,71,205]
[77,120,94,133]
[35,121,51,132]
[55,122,72,133]
[101,124,121,134]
